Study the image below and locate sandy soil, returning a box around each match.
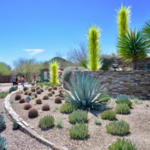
[11,87,150,150]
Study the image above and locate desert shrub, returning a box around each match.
[27,92,32,96]
[53,105,59,112]
[0,115,6,130]
[69,123,88,139]
[117,99,132,108]
[69,110,88,124]
[31,88,35,92]
[108,138,137,150]
[36,99,42,104]
[39,115,54,129]
[117,94,129,101]
[9,86,17,93]
[43,95,49,100]
[42,104,50,111]
[101,110,116,120]
[24,91,29,95]
[24,104,32,110]
[15,94,21,100]
[0,135,7,150]
[19,98,25,103]
[13,122,19,130]
[51,90,55,94]
[36,86,41,91]
[132,98,143,104]
[0,91,9,98]
[53,86,57,90]
[54,97,62,103]
[48,92,53,97]
[40,89,44,92]
[28,108,38,118]
[106,120,130,135]
[36,90,41,94]
[23,87,28,91]
[60,103,78,114]
[56,117,63,128]
[48,87,52,91]
[94,118,101,125]
[115,104,130,114]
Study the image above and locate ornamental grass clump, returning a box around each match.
[101,110,116,120]
[49,59,60,84]
[64,72,110,109]
[94,118,101,125]
[115,104,130,114]
[69,123,88,139]
[60,103,78,114]
[108,138,137,150]
[69,110,88,124]
[56,117,63,128]
[116,95,132,107]
[0,135,7,150]
[0,115,6,130]
[39,115,54,130]
[106,120,130,135]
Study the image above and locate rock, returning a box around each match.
[25,96,31,103]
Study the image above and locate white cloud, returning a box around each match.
[24,49,44,55]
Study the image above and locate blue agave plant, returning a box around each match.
[0,136,7,150]
[64,72,110,109]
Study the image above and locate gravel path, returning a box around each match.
[0,98,52,150]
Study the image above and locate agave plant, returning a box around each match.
[64,72,110,109]
[0,115,6,130]
[0,136,7,150]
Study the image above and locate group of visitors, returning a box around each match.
[12,75,25,88]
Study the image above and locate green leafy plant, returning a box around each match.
[64,72,110,109]
[0,91,9,98]
[117,29,149,70]
[49,59,60,84]
[108,138,137,150]
[39,115,54,129]
[106,120,130,135]
[0,115,6,130]
[87,24,102,70]
[94,118,101,125]
[53,105,59,112]
[13,122,19,130]
[115,104,130,114]
[69,110,88,124]
[0,135,7,150]
[101,110,116,120]
[69,123,88,139]
[9,87,17,93]
[132,98,143,104]
[117,99,132,108]
[60,103,78,114]
[56,117,63,128]
[108,99,115,105]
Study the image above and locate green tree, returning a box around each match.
[142,20,150,48]
[0,62,11,75]
[117,29,149,70]
[87,24,102,71]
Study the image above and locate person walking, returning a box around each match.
[21,75,25,88]
[15,76,18,89]
[33,73,36,84]
[12,76,16,86]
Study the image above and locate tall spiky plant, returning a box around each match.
[87,24,102,71]
[117,4,131,39]
[49,59,60,84]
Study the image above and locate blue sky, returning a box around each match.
[0,0,150,68]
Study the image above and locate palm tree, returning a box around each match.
[117,29,149,70]
[142,20,150,48]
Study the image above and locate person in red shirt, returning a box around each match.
[21,75,25,88]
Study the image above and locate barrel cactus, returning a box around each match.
[0,136,7,150]
[0,115,6,130]
[64,72,110,109]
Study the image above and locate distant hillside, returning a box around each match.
[43,57,80,69]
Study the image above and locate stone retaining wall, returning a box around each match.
[69,70,150,100]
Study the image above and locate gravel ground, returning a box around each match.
[10,87,150,150]
[0,98,52,150]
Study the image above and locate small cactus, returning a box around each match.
[23,87,28,91]
[28,108,38,118]
[55,97,62,104]
[36,99,42,104]
[42,104,50,111]
[24,104,32,110]
[53,86,57,90]
[15,95,21,100]
[43,95,49,100]
[36,90,41,94]
[19,98,25,103]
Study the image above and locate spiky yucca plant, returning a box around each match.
[87,24,102,70]
[117,4,131,40]
[0,136,7,150]
[64,72,110,109]
[49,59,60,84]
[117,29,149,70]
[142,20,150,48]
